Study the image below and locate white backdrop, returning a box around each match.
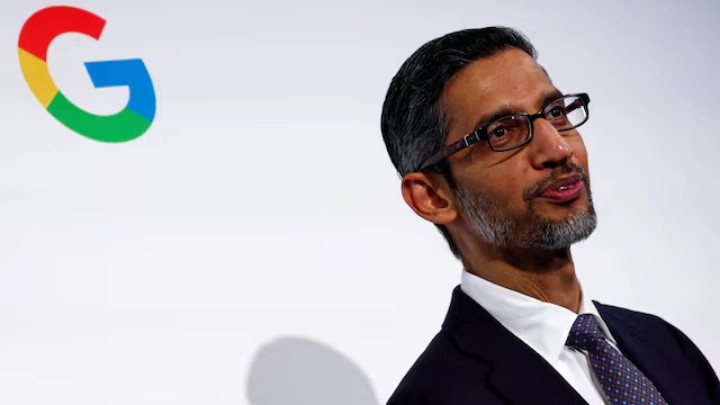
[1,0,719,404]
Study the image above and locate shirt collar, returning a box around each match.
[460,270,616,367]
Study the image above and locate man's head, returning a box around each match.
[380,27,596,260]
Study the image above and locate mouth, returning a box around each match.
[537,175,584,203]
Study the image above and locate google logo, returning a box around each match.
[18,6,156,143]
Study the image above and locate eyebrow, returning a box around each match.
[472,89,564,131]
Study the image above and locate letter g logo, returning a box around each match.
[18,6,156,143]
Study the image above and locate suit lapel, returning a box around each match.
[595,302,701,405]
[442,287,588,405]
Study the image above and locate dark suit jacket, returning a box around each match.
[387,286,720,405]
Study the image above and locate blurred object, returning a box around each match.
[247,337,379,405]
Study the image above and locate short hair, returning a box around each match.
[380,27,538,258]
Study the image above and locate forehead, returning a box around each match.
[441,48,557,138]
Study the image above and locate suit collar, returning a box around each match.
[442,286,588,405]
[460,270,617,368]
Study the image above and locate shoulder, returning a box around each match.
[594,301,668,328]
[595,301,720,399]
[595,301,703,349]
[595,301,699,341]
[386,330,491,405]
[386,331,456,405]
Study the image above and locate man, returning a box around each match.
[380,27,720,405]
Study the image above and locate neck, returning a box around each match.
[461,244,582,313]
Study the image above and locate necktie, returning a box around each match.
[566,314,668,405]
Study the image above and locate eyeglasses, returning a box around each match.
[416,93,591,172]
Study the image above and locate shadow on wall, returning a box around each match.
[246,337,380,405]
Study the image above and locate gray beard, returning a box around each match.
[454,180,597,250]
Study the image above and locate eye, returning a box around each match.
[491,126,507,138]
[485,116,527,149]
[545,103,572,128]
[548,106,566,118]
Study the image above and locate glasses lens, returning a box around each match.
[544,95,588,131]
[485,115,531,151]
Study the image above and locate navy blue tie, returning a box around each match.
[566,314,668,404]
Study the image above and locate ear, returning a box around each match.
[401,172,458,225]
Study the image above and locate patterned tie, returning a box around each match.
[566,314,668,405]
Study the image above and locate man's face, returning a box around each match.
[441,48,596,249]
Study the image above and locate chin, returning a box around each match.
[537,196,592,219]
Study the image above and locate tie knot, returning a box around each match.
[566,314,606,351]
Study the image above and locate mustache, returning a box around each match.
[522,162,589,202]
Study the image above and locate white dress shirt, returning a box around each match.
[460,270,618,405]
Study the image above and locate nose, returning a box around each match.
[529,118,573,169]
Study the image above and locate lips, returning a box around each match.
[537,175,584,202]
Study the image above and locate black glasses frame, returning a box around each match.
[416,93,591,172]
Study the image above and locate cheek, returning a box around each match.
[569,138,591,186]
[482,169,527,206]
[570,136,589,167]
